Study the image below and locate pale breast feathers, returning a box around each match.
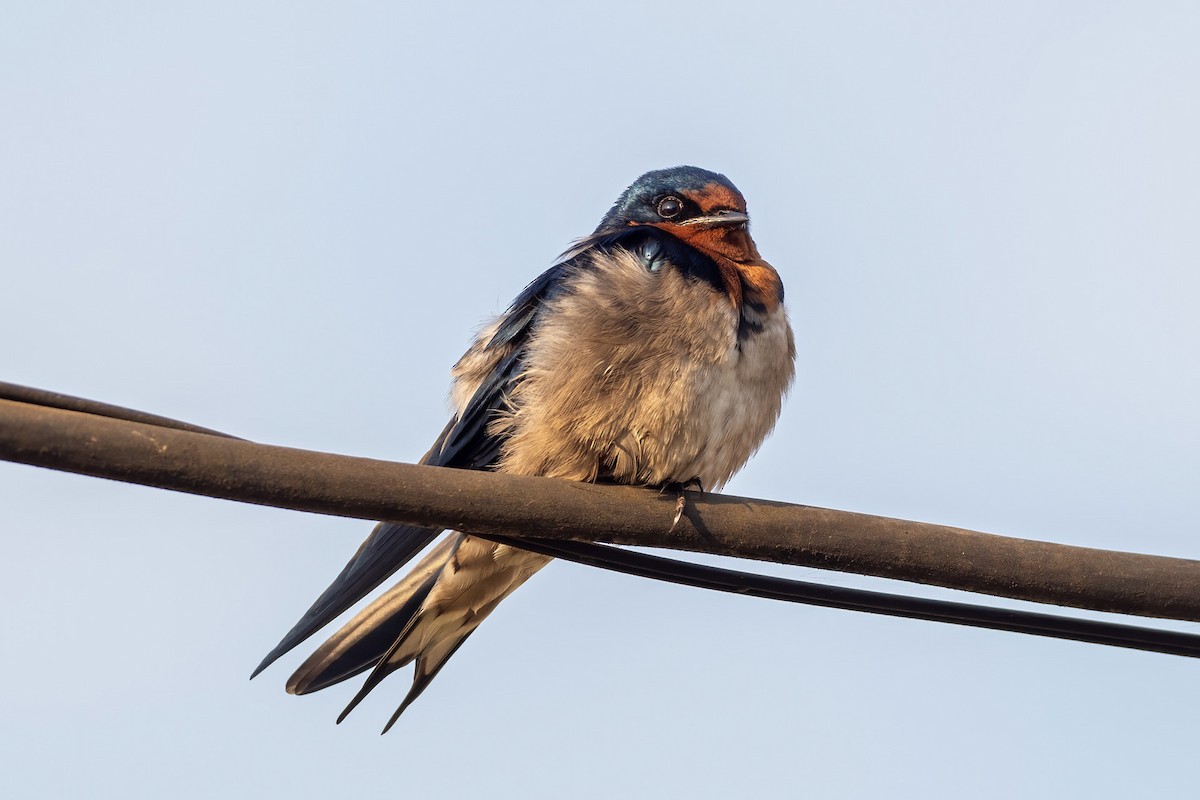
[457,248,795,488]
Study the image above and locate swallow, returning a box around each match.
[252,166,796,731]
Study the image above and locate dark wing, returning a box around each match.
[251,260,574,679]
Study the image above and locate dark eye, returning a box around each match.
[656,196,683,219]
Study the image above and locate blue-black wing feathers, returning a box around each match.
[253,255,594,679]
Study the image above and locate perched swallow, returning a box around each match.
[253,166,796,730]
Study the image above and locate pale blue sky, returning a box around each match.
[3,3,1199,797]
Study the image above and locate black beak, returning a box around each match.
[681,210,750,228]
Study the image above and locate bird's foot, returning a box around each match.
[672,494,687,529]
[663,477,705,530]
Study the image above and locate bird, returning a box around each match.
[252,166,796,731]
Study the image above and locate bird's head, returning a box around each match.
[596,166,779,310]
[598,166,754,256]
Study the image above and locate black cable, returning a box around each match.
[0,381,239,439]
[4,380,1199,659]
[487,536,1200,658]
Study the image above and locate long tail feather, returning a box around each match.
[251,522,442,678]
[335,612,427,725]
[280,534,551,728]
[380,633,476,734]
[287,536,460,695]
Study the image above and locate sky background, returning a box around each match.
[3,2,1199,797]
